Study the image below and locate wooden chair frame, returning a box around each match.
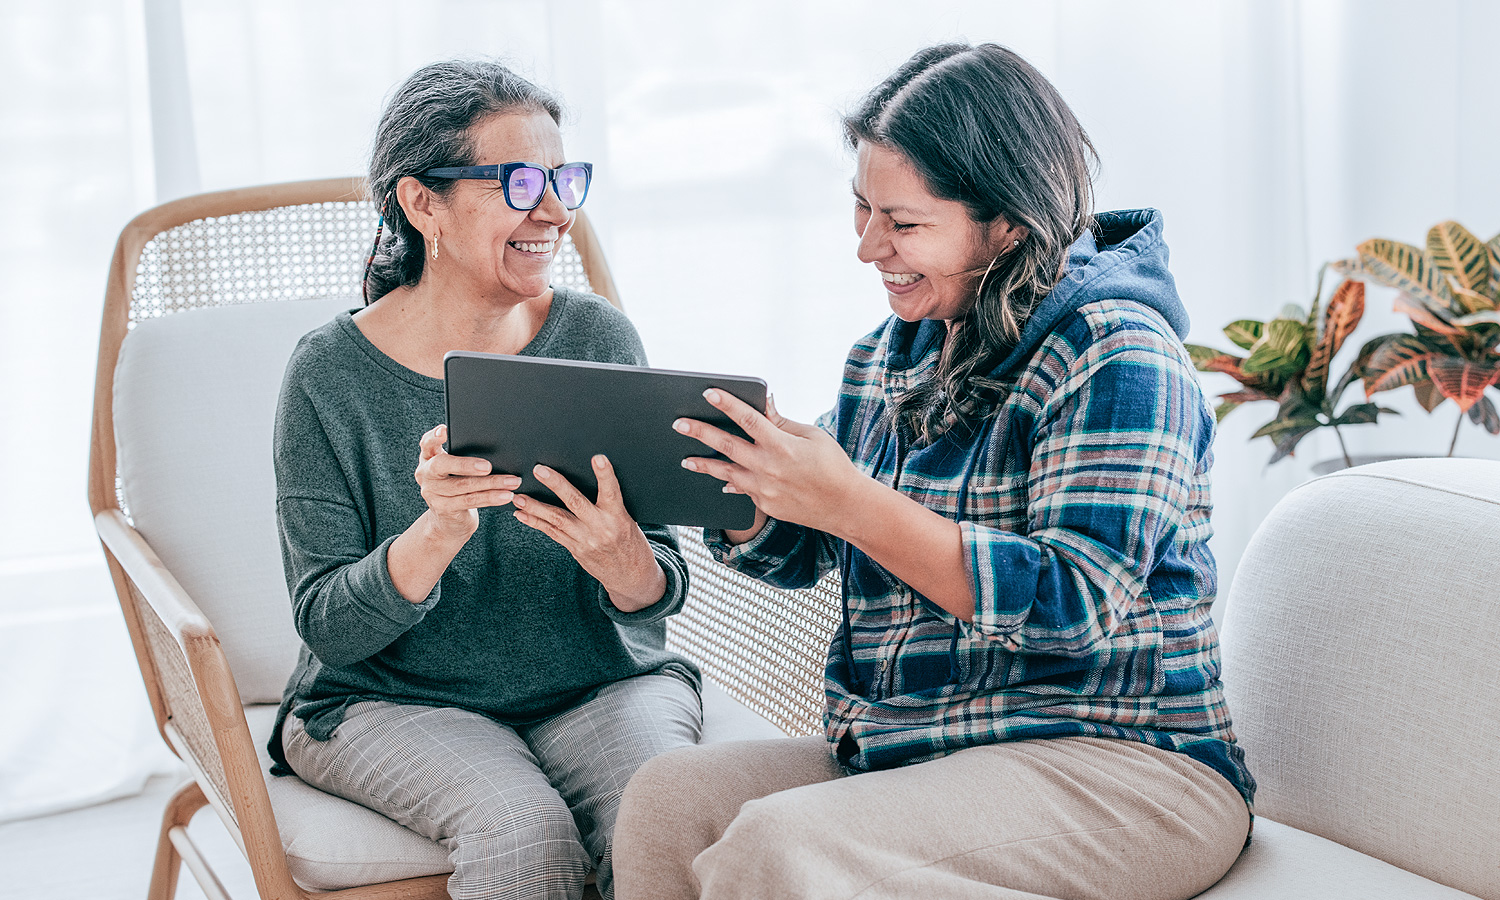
[88,177,835,900]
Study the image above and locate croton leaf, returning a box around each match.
[1448,279,1497,314]
[1214,401,1240,423]
[1330,402,1385,426]
[1426,356,1500,413]
[1223,320,1264,351]
[1489,232,1500,298]
[1468,394,1500,435]
[1453,309,1500,328]
[1242,318,1312,377]
[1333,334,1389,401]
[1252,415,1323,441]
[1268,426,1320,465]
[1220,389,1277,404]
[1191,352,1252,382]
[1364,334,1439,395]
[1303,279,1364,396]
[1427,221,1491,296]
[1394,292,1461,335]
[1357,238,1453,310]
[1185,343,1227,370]
[1413,378,1446,412]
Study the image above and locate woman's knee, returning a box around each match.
[693,793,828,897]
[449,795,588,900]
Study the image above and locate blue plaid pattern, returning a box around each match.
[707,298,1255,810]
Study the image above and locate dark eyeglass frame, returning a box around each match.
[422,161,593,211]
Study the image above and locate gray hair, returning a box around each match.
[364,59,564,303]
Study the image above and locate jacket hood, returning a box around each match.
[991,207,1188,377]
[886,208,1189,381]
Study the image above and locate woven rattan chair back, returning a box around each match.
[88,177,839,900]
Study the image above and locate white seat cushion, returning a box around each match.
[1196,819,1481,899]
[249,678,785,890]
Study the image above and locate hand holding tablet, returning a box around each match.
[443,352,768,530]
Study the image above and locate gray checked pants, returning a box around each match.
[283,673,702,900]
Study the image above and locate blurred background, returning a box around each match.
[2,0,1497,823]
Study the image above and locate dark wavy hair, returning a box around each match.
[364,59,563,304]
[844,43,1097,441]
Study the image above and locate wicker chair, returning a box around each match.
[87,178,841,900]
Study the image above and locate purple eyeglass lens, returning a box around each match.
[508,167,545,208]
[557,167,589,208]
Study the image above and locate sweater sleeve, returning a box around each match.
[961,317,1209,656]
[274,360,437,669]
[596,521,690,625]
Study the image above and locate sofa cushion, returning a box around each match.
[1197,818,1481,899]
[249,678,783,890]
[1220,459,1500,899]
[115,298,354,704]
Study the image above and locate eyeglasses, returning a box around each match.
[421,161,593,211]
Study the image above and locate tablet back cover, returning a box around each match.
[444,352,767,530]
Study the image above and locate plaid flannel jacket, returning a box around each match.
[706,296,1255,810]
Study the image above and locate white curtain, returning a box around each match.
[3,0,1497,822]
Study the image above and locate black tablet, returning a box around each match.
[443,351,769,530]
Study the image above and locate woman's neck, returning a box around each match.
[354,279,554,379]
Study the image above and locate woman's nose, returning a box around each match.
[530,184,570,225]
[856,219,889,264]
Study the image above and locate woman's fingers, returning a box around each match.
[512,495,579,543]
[530,465,598,521]
[419,424,447,460]
[673,417,756,463]
[426,473,520,498]
[702,389,776,441]
[680,454,743,485]
[591,455,627,512]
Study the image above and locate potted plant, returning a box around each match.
[1336,221,1500,455]
[1186,273,1393,466]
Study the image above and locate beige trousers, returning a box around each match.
[614,735,1248,900]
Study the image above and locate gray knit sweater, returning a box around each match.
[267,287,697,774]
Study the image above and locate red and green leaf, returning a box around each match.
[1468,394,1500,435]
[1357,238,1453,310]
[1413,379,1446,412]
[1223,320,1264,351]
[1221,388,1277,404]
[1426,356,1500,412]
[1333,334,1390,401]
[1363,334,1440,395]
[1427,221,1491,296]
[1394,292,1461,336]
[1242,318,1312,377]
[1488,232,1500,298]
[1303,279,1364,395]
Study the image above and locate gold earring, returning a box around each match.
[431,232,439,261]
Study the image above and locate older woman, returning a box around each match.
[267,59,700,900]
[615,43,1254,900]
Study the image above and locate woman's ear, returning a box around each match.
[395,176,436,237]
[993,218,1029,252]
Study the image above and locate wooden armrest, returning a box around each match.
[96,508,215,650]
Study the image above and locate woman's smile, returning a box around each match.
[507,239,556,258]
[879,270,925,294]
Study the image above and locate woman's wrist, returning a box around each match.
[389,510,476,603]
[604,556,668,613]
